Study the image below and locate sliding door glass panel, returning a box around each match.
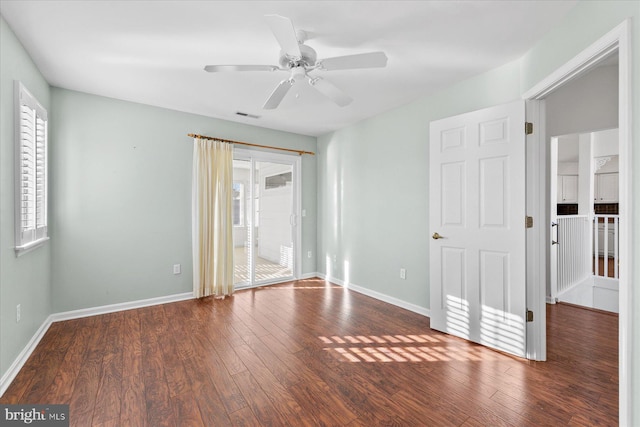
[254,161,293,283]
[233,150,298,288]
[233,159,252,286]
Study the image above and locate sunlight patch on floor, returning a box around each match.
[321,334,504,363]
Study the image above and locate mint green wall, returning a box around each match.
[1,12,316,385]
[317,60,521,309]
[519,1,639,421]
[318,1,638,421]
[2,0,638,418]
[0,17,52,378]
[50,88,317,312]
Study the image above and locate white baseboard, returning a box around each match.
[0,292,194,397]
[318,273,430,318]
[317,273,343,286]
[347,282,430,317]
[50,292,194,323]
[0,318,52,397]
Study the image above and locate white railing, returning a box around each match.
[593,215,619,279]
[556,215,591,295]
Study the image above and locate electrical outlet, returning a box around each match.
[173,264,181,275]
[308,251,312,259]
[302,209,306,217]
[400,268,406,280]
[16,304,21,323]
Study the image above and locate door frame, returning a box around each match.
[233,148,302,287]
[548,136,559,303]
[522,19,631,424]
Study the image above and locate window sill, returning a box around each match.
[15,237,50,257]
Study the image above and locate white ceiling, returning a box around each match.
[1,0,578,137]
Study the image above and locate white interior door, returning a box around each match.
[429,100,527,358]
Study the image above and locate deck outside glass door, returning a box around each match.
[233,149,300,288]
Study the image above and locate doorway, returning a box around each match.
[232,149,301,288]
[523,19,631,423]
[550,128,620,313]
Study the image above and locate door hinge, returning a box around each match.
[526,216,534,228]
[526,310,534,322]
[525,122,533,135]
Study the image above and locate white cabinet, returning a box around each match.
[594,173,618,203]
[557,175,578,203]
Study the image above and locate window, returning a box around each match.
[233,182,244,226]
[15,81,48,254]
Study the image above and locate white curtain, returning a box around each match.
[192,138,234,298]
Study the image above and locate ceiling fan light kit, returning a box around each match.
[204,14,388,110]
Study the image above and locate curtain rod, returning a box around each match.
[188,133,314,156]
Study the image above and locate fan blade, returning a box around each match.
[204,65,280,72]
[265,14,302,60]
[263,79,295,109]
[308,77,352,107]
[318,52,388,71]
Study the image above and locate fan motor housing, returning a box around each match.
[279,44,317,69]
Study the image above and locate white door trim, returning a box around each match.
[522,18,631,425]
[524,98,546,361]
[549,136,559,303]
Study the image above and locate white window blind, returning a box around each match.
[15,81,48,254]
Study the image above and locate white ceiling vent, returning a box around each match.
[235,111,260,119]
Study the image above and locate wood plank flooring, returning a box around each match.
[1,278,618,426]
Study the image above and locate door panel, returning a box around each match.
[441,246,466,309]
[233,159,252,286]
[256,161,293,283]
[480,250,509,313]
[479,156,508,227]
[441,162,466,226]
[233,151,299,288]
[429,100,526,358]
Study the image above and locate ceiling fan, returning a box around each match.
[204,15,388,109]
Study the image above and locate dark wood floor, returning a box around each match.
[1,278,618,426]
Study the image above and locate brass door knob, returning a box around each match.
[432,232,443,240]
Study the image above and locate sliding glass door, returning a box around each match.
[233,149,300,288]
